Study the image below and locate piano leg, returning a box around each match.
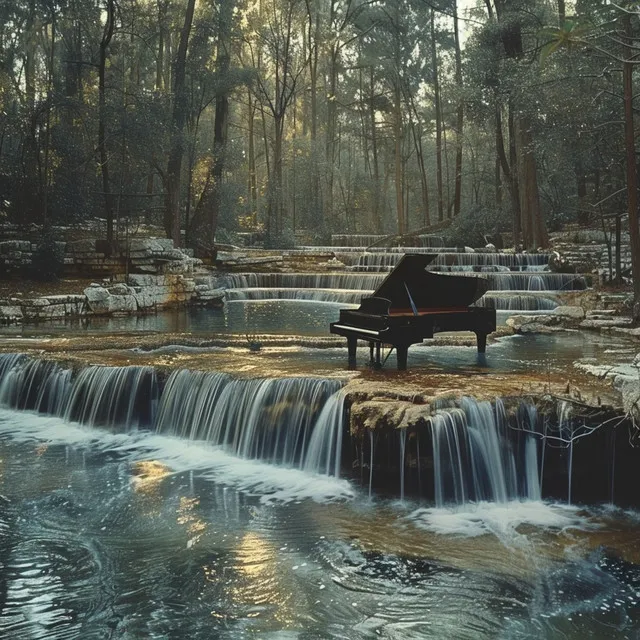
[475,332,487,354]
[396,344,408,371]
[347,336,357,369]
[369,342,374,365]
[375,342,381,368]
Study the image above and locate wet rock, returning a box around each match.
[108,283,131,296]
[109,294,137,314]
[580,318,633,330]
[350,400,433,432]
[506,314,560,334]
[84,285,110,314]
[554,306,585,320]
[0,306,23,323]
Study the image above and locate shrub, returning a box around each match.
[30,228,64,281]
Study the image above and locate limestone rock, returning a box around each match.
[108,294,137,314]
[108,283,131,296]
[0,306,23,322]
[579,318,633,330]
[554,306,585,320]
[84,286,110,314]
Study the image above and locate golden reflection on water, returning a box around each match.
[35,443,48,457]
[131,460,171,495]
[129,460,172,518]
[227,531,300,626]
[177,496,207,546]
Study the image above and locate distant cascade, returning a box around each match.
[354,252,552,272]
[0,355,346,477]
[225,288,365,304]
[429,397,541,506]
[220,271,587,293]
[474,294,558,311]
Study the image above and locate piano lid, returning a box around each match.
[371,254,490,310]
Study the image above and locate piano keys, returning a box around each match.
[329,254,496,370]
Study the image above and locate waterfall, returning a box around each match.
[474,294,558,311]
[0,355,346,477]
[225,288,365,304]
[303,390,346,476]
[0,356,158,429]
[354,252,552,272]
[156,370,342,471]
[63,365,158,429]
[429,397,541,506]
[219,271,587,293]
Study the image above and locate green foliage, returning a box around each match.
[447,205,507,248]
[29,228,64,281]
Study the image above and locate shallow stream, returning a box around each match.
[0,409,639,639]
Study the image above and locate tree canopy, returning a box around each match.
[1,0,640,253]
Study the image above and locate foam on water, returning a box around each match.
[407,500,592,539]
[0,409,355,504]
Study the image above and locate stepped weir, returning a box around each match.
[0,354,630,506]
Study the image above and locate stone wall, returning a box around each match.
[0,237,225,324]
[0,236,201,278]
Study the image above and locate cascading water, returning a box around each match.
[225,287,364,304]
[0,354,346,477]
[218,271,587,292]
[428,397,541,506]
[155,369,344,471]
[354,251,552,272]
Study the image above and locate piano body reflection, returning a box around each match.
[330,254,496,370]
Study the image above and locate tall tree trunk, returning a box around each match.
[156,0,167,90]
[515,115,547,249]
[394,79,404,234]
[507,104,522,246]
[325,45,339,230]
[247,92,258,224]
[431,9,444,222]
[164,0,196,246]
[410,118,430,228]
[453,0,464,218]
[576,161,589,224]
[369,66,381,232]
[99,0,115,247]
[25,0,36,111]
[206,0,232,246]
[42,12,56,224]
[623,14,640,318]
[558,0,565,24]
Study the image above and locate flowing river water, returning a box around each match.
[1,249,639,638]
[0,352,638,639]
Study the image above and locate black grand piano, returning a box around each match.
[330,254,496,370]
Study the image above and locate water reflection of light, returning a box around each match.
[177,496,207,546]
[131,460,171,495]
[35,443,48,457]
[228,531,299,626]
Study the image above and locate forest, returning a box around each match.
[0,0,639,255]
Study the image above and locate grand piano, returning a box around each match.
[330,254,496,370]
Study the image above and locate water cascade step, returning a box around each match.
[0,354,346,476]
[352,252,551,272]
[428,397,541,506]
[219,272,588,292]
